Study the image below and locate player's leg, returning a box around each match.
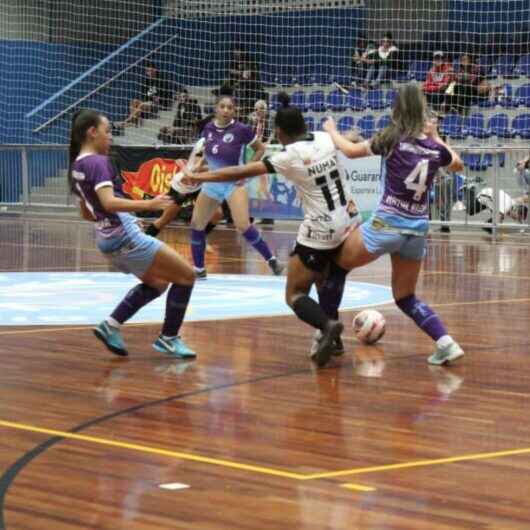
[226,186,282,275]
[286,250,343,368]
[189,191,221,278]
[146,202,182,236]
[334,223,379,271]
[391,240,463,365]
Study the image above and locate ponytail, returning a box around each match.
[68,109,103,195]
[274,92,306,137]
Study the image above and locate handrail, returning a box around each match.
[32,36,177,134]
[25,16,168,121]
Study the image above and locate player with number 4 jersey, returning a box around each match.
[325,83,466,367]
[182,93,359,367]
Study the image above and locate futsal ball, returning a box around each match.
[353,309,386,345]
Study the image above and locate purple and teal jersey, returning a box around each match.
[202,120,257,171]
[71,153,126,238]
[371,136,452,233]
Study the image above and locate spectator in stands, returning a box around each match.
[158,88,202,145]
[360,40,380,88]
[351,33,368,86]
[445,53,491,115]
[423,51,453,110]
[365,33,398,87]
[115,63,172,129]
[510,153,530,223]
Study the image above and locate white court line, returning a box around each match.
[159,482,190,491]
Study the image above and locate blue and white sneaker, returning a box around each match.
[93,321,128,357]
[428,341,464,366]
[153,335,197,359]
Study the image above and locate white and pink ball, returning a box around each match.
[353,309,386,345]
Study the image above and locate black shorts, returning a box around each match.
[290,242,343,273]
[169,187,200,206]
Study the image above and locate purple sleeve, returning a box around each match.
[438,143,453,168]
[86,156,114,191]
[239,123,257,145]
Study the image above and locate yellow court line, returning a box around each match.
[342,483,377,492]
[305,446,530,480]
[0,420,306,480]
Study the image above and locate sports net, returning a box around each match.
[2,0,529,148]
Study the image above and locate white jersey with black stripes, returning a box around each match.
[263,131,361,249]
[171,137,206,194]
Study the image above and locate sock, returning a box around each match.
[105,316,121,329]
[436,335,454,349]
[292,295,330,330]
[205,222,216,236]
[110,283,162,325]
[242,225,273,262]
[162,283,194,337]
[395,294,448,342]
[190,229,206,269]
[317,263,347,320]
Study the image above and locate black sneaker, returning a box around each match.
[145,224,160,237]
[268,257,284,276]
[440,225,451,233]
[312,320,344,368]
[194,268,207,280]
[311,331,345,358]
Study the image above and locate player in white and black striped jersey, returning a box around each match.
[182,93,362,367]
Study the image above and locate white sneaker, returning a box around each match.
[428,341,464,365]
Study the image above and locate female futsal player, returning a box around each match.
[183,93,361,366]
[69,109,197,359]
[189,91,282,279]
[324,83,465,366]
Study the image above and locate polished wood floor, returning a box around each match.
[1,215,530,530]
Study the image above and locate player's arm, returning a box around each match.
[425,119,464,172]
[184,161,268,184]
[323,118,372,159]
[96,185,173,213]
[248,139,266,162]
[79,198,96,221]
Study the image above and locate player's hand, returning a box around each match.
[181,169,204,187]
[323,117,338,133]
[424,116,440,139]
[148,195,173,211]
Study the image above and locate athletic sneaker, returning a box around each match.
[268,257,284,276]
[310,329,345,358]
[194,267,207,280]
[153,335,197,359]
[312,320,344,368]
[93,321,128,357]
[145,224,160,237]
[428,341,464,366]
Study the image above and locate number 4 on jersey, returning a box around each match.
[405,159,429,201]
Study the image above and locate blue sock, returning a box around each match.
[162,283,194,337]
[110,283,161,324]
[395,295,447,341]
[242,225,273,262]
[190,229,206,269]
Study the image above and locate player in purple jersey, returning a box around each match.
[189,91,282,279]
[323,83,465,366]
[68,109,197,359]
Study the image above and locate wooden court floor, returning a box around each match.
[1,216,530,530]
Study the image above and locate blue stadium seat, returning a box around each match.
[496,56,518,79]
[515,84,530,107]
[326,89,347,112]
[377,114,391,131]
[499,83,518,108]
[347,88,366,111]
[409,60,430,82]
[308,90,326,112]
[386,89,397,108]
[478,56,495,79]
[367,89,385,111]
[357,115,375,138]
[488,113,514,138]
[305,116,315,132]
[291,90,308,112]
[441,113,465,139]
[269,93,280,112]
[337,115,355,132]
[513,114,530,139]
[517,54,530,77]
[462,153,488,172]
[464,113,490,139]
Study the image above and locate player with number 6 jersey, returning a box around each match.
[182,93,360,367]
[325,83,466,367]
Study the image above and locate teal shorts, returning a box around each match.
[202,182,238,203]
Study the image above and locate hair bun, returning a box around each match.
[71,109,84,125]
[219,85,235,97]
[277,92,290,108]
